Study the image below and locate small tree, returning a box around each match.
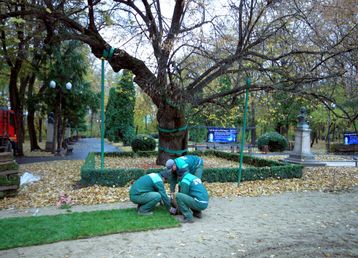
[105,70,135,145]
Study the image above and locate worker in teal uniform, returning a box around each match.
[165,155,204,196]
[175,168,209,223]
[129,171,175,215]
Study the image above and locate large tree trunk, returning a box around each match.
[27,110,41,150]
[156,104,188,165]
[9,66,24,156]
[27,73,41,151]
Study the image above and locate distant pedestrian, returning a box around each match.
[129,171,174,215]
[175,168,209,223]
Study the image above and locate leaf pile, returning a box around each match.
[95,156,247,169]
[0,158,357,210]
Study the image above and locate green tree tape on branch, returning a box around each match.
[102,47,115,60]
[159,146,188,155]
[158,125,188,133]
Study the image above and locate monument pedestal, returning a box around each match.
[284,108,326,167]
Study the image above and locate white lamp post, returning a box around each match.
[49,80,72,154]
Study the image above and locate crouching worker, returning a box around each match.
[129,171,174,216]
[166,155,203,198]
[175,169,209,223]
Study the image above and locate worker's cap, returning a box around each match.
[165,159,175,172]
[160,170,170,180]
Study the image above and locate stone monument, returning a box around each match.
[45,112,55,151]
[284,107,326,166]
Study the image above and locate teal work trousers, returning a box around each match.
[175,192,208,220]
[130,192,161,213]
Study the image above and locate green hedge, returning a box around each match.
[193,150,282,167]
[80,151,303,187]
[80,151,159,186]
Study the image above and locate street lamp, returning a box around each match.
[326,102,336,154]
[49,80,72,155]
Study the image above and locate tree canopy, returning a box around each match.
[1,0,356,162]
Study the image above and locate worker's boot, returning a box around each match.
[193,210,202,218]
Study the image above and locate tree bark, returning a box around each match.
[156,104,188,165]
[9,66,24,156]
[27,73,41,150]
[38,117,42,142]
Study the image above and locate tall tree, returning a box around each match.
[41,41,89,152]
[2,0,356,163]
[105,70,135,145]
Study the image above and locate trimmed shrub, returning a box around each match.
[257,132,288,152]
[80,151,303,187]
[131,134,156,152]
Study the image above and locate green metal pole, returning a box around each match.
[238,77,251,185]
[100,59,105,171]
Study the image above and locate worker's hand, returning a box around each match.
[170,192,175,200]
[169,207,177,215]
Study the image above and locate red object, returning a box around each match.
[0,108,17,144]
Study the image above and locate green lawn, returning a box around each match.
[0,207,179,250]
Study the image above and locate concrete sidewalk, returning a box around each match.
[326,161,358,167]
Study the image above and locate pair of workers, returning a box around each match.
[129,155,209,223]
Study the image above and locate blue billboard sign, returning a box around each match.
[207,127,238,143]
[344,132,358,145]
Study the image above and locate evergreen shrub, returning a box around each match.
[257,132,288,152]
[81,151,303,187]
[105,70,136,145]
[131,134,156,152]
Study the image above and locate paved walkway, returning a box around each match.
[252,152,358,167]
[15,138,120,164]
[0,188,357,258]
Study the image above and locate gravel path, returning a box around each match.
[1,187,357,258]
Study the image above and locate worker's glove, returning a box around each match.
[170,193,174,200]
[169,207,177,215]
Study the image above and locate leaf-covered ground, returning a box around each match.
[1,157,357,210]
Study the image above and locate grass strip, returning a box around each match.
[0,207,180,250]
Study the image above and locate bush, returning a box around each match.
[131,134,156,152]
[80,151,303,187]
[257,132,288,152]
